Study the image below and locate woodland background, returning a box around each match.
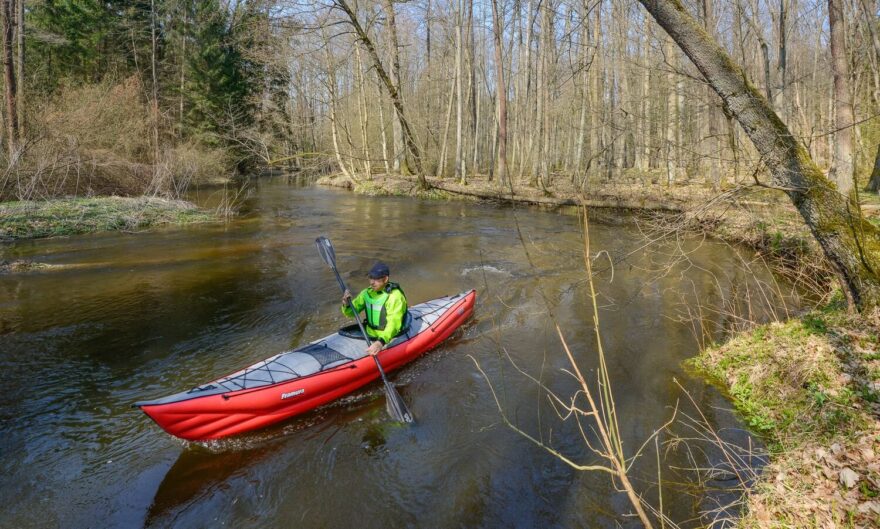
[1,0,878,199]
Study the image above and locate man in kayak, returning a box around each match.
[341,262,409,356]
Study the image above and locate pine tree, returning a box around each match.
[183,0,250,148]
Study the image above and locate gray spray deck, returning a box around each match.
[136,292,467,406]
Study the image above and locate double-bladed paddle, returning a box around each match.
[315,236,414,423]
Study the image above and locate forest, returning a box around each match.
[1,0,879,197]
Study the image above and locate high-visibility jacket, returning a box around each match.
[342,282,408,344]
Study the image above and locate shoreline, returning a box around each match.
[318,172,831,284]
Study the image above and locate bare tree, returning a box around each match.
[334,0,427,188]
[828,0,854,195]
[382,0,407,174]
[14,0,22,138]
[1,0,17,157]
[455,0,465,182]
[491,0,508,186]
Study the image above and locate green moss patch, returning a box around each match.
[0,196,216,240]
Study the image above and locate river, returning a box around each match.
[0,177,796,528]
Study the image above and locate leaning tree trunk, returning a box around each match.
[637,0,880,310]
[335,0,426,188]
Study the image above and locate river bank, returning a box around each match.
[320,172,880,527]
[691,305,880,527]
[0,196,216,242]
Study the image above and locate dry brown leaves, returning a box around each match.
[746,433,880,528]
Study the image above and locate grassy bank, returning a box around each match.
[0,196,216,241]
[690,304,880,527]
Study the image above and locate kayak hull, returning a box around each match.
[137,290,475,440]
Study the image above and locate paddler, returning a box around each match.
[341,262,409,356]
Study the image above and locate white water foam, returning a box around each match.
[461,265,511,276]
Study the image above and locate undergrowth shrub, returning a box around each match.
[1,78,232,201]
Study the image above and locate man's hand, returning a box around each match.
[366,341,383,356]
[342,289,352,306]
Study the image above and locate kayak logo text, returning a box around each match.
[281,389,305,400]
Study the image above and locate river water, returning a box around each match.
[0,178,796,528]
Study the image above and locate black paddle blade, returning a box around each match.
[383,379,414,423]
[315,236,336,267]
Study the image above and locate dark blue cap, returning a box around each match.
[368,262,390,279]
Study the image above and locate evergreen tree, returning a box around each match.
[183,0,251,148]
[28,0,117,87]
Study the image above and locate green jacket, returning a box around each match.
[342,283,408,344]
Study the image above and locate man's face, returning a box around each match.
[369,275,389,292]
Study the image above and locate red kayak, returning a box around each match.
[136,290,475,440]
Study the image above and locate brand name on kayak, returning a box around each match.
[281,389,304,400]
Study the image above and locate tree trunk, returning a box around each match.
[14,0,22,138]
[375,69,391,175]
[335,0,426,188]
[2,0,17,158]
[664,37,676,185]
[774,0,787,115]
[858,0,880,105]
[467,0,477,184]
[573,4,590,185]
[491,0,508,186]
[150,0,160,185]
[355,45,372,178]
[702,0,721,188]
[179,6,187,136]
[322,29,355,183]
[382,0,407,175]
[744,0,774,105]
[455,0,465,182]
[637,0,880,310]
[589,5,601,184]
[829,0,854,195]
[439,72,456,177]
[867,143,880,193]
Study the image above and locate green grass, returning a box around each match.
[688,306,872,452]
[0,196,216,240]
